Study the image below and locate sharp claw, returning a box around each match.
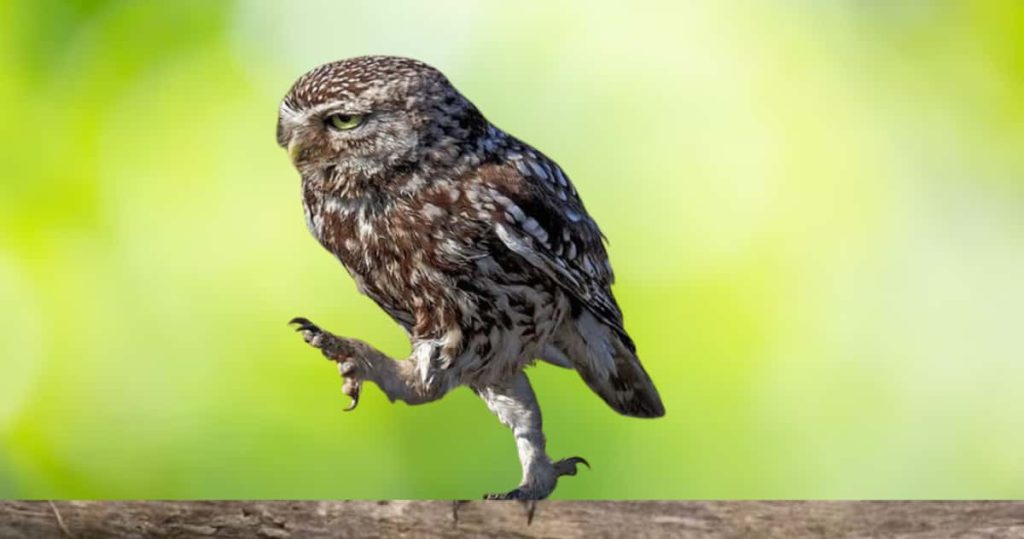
[289,317,320,333]
[342,381,360,411]
[553,456,589,477]
[342,381,362,413]
[300,323,318,333]
[451,500,468,527]
[288,316,310,327]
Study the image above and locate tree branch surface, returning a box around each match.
[2,501,1024,538]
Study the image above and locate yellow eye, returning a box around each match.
[326,113,364,130]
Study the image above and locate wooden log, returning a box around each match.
[2,501,1024,538]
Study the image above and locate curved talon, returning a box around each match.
[524,500,537,525]
[342,379,361,411]
[553,456,589,477]
[343,381,360,411]
[289,317,320,333]
[451,500,469,526]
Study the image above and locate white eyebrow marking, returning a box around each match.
[278,100,356,134]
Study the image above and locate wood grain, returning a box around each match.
[2,501,1024,538]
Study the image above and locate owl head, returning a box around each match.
[277,56,486,182]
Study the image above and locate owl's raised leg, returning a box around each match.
[290,317,454,409]
[474,372,588,503]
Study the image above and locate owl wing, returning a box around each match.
[480,144,664,418]
[483,145,630,345]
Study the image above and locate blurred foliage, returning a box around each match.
[1,0,1023,498]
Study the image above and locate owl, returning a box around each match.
[278,56,664,501]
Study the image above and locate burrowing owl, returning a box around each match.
[278,56,664,500]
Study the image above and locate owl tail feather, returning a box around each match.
[558,310,665,418]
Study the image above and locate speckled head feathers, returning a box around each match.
[282,56,449,111]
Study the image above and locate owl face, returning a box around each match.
[277,56,481,181]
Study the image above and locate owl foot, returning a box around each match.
[482,456,589,523]
[290,317,363,411]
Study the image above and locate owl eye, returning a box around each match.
[326,113,364,131]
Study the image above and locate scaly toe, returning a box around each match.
[338,361,358,376]
[483,488,525,500]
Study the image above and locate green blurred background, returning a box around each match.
[2,0,1023,499]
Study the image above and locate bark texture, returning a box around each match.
[2,501,1024,538]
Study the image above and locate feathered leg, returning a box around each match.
[290,317,454,409]
[475,372,588,503]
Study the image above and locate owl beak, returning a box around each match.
[287,138,303,164]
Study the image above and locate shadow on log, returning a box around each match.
[2,501,1024,538]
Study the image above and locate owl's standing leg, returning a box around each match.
[474,372,588,502]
